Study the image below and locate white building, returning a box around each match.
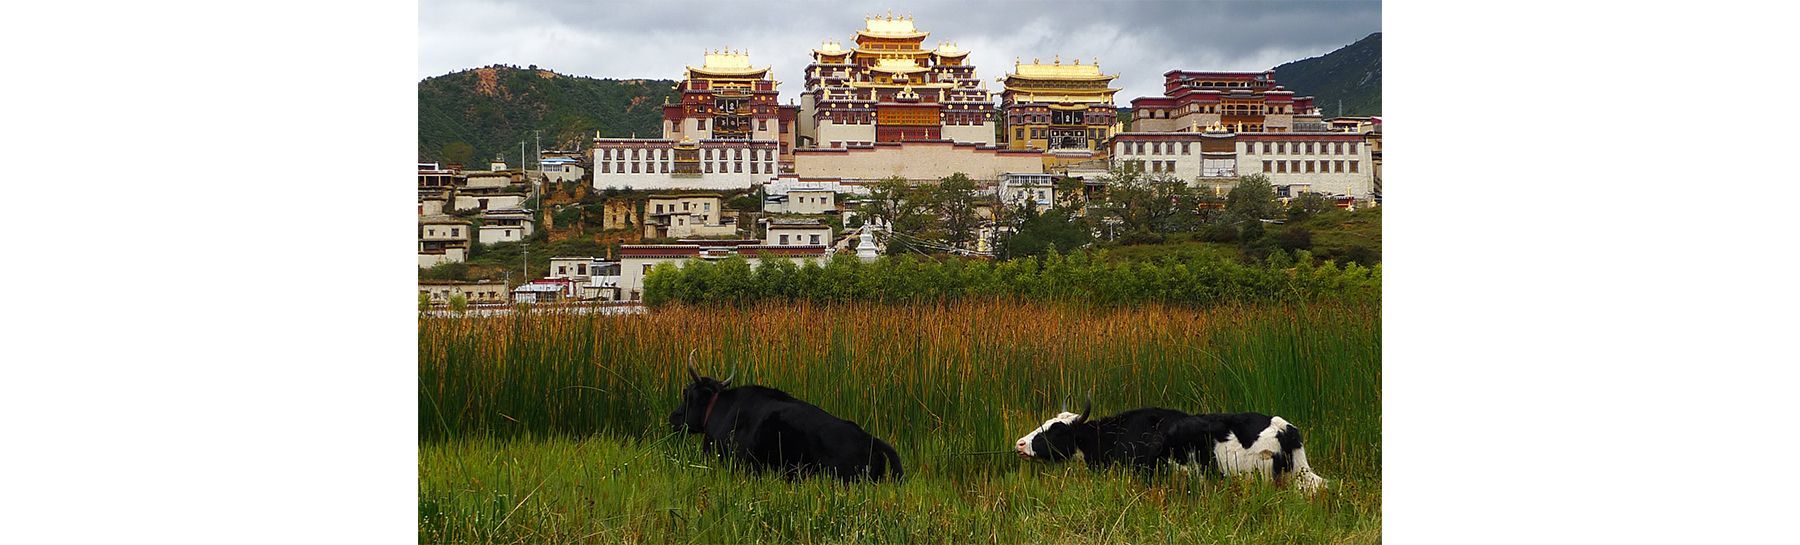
[591,137,779,191]
[997,172,1055,210]
[419,215,472,268]
[540,156,585,185]
[644,194,737,239]
[419,280,508,305]
[478,209,535,244]
[765,187,837,215]
[1111,124,1375,199]
[764,218,834,247]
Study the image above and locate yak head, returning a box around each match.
[669,350,734,433]
[1015,398,1090,462]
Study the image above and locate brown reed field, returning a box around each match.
[419,301,1381,543]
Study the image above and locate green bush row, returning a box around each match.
[643,249,1379,307]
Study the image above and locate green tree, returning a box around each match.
[1287,192,1333,222]
[448,293,468,312]
[866,176,943,255]
[1098,166,1198,236]
[997,203,1093,260]
[441,141,475,167]
[936,173,981,250]
[1226,174,1279,223]
[418,291,431,312]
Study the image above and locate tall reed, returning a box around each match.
[419,300,1380,479]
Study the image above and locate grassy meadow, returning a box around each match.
[419,302,1381,543]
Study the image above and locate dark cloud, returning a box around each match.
[420,0,1379,104]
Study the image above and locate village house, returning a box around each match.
[764,218,834,247]
[418,215,472,268]
[765,186,837,215]
[548,256,623,301]
[511,278,575,304]
[997,172,1056,210]
[539,154,586,185]
[478,209,535,244]
[643,194,737,239]
[418,279,508,305]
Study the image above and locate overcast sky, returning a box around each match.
[420,0,1380,104]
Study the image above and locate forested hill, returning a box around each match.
[417,65,678,166]
[1272,32,1382,118]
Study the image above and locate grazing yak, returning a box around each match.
[669,364,902,482]
[1014,401,1326,493]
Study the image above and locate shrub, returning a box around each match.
[1277,226,1313,251]
[643,249,1378,308]
[1197,223,1239,243]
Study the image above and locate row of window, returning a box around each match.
[1261,160,1359,174]
[600,148,775,161]
[1120,141,1193,155]
[1117,140,1362,157]
[603,160,776,175]
[776,234,824,245]
[1246,141,1359,156]
[1136,104,1295,119]
[652,202,712,214]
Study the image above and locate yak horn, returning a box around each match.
[1075,396,1092,424]
[686,348,701,382]
[721,370,736,387]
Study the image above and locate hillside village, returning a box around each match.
[419,16,1381,308]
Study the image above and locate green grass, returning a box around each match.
[420,434,1380,543]
[419,301,1380,543]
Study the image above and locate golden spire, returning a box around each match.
[1053,54,1060,65]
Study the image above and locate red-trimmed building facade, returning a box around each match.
[1128,70,1318,134]
[1112,125,1376,199]
[796,15,997,148]
[594,50,796,190]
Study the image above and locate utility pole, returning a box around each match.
[533,129,542,172]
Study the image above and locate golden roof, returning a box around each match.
[933,42,968,57]
[1009,56,1116,81]
[814,39,847,55]
[686,49,768,77]
[858,14,928,38]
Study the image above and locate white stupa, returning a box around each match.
[855,226,880,261]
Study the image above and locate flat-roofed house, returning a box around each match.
[419,215,473,268]
[478,209,535,244]
[643,194,737,239]
[418,280,508,305]
[764,218,834,247]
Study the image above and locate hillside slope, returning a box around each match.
[417,65,677,166]
[1272,33,1382,117]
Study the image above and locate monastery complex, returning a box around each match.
[589,14,1380,200]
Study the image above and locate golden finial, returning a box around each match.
[1033,57,1040,64]
[1054,54,1060,65]
[1074,58,1081,65]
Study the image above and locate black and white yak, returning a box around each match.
[669,364,902,482]
[1014,401,1326,493]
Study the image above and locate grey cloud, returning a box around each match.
[420,0,1379,104]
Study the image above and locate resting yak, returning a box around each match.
[1014,401,1326,493]
[669,364,902,482]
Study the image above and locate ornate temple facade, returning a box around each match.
[662,50,784,142]
[593,50,796,190]
[796,15,997,148]
[1127,70,1317,133]
[998,57,1120,155]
